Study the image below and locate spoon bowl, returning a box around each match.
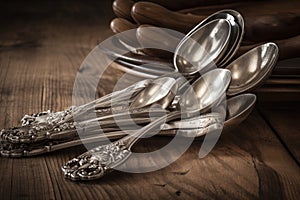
[174,19,232,75]
[129,76,178,110]
[128,18,234,110]
[188,10,244,67]
[179,68,231,114]
[224,93,257,130]
[226,42,279,96]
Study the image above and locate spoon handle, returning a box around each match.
[61,111,181,181]
[1,80,150,145]
[119,111,181,148]
[22,78,150,126]
[0,105,166,145]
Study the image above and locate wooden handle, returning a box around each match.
[131,2,204,33]
[131,1,300,43]
[137,0,243,11]
[112,0,135,22]
[110,17,138,33]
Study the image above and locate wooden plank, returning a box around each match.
[259,107,300,165]
[0,1,114,199]
[0,0,299,199]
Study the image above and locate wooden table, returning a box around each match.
[0,1,299,199]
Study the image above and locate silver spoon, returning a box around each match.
[0,93,256,157]
[226,42,279,96]
[110,17,233,78]
[223,93,256,130]
[180,10,244,68]
[112,10,243,77]
[174,19,232,75]
[129,18,233,109]
[61,68,231,181]
[160,93,256,134]
[129,76,178,110]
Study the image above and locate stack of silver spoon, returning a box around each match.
[0,10,278,181]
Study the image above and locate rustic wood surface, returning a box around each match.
[0,1,299,199]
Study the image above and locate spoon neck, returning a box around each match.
[120,111,181,149]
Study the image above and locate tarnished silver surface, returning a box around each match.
[183,10,244,68]
[226,42,279,96]
[0,11,268,185]
[62,139,131,181]
[174,19,231,75]
[129,76,178,110]
[61,69,231,181]
[0,93,255,158]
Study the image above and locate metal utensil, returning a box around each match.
[109,17,233,78]
[180,10,244,68]
[129,76,178,110]
[0,93,256,157]
[123,18,233,109]
[226,42,279,96]
[174,19,232,75]
[61,69,231,181]
[223,93,256,130]
[0,78,152,144]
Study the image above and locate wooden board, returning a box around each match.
[0,0,299,199]
[258,108,300,165]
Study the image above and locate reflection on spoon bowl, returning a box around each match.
[223,93,256,131]
[129,76,178,110]
[176,9,244,68]
[226,42,279,96]
[174,19,232,75]
[178,68,231,115]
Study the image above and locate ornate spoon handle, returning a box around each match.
[21,79,150,126]
[0,114,222,157]
[0,107,166,144]
[0,80,150,145]
[61,111,183,181]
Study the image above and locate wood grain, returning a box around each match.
[0,1,299,199]
[258,108,300,165]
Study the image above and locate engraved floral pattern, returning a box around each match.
[62,141,130,180]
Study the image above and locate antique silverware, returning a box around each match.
[223,93,256,130]
[0,92,256,157]
[61,69,231,181]
[226,42,279,96]
[0,79,153,144]
[115,19,234,108]
[180,9,244,67]
[174,19,231,75]
[109,14,235,77]
[129,76,178,110]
